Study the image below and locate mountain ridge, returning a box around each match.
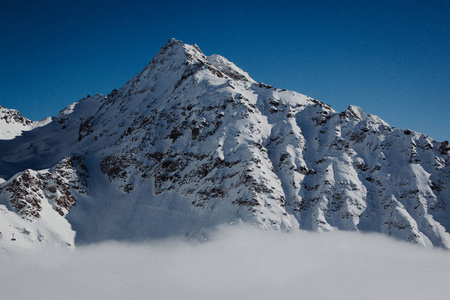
[1,39,449,249]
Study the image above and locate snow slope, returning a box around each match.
[0,39,449,249]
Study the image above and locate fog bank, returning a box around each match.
[1,226,450,300]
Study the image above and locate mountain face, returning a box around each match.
[1,38,449,249]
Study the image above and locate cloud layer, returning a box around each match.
[1,226,450,300]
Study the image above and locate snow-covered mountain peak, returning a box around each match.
[111,39,208,101]
[1,40,449,250]
[149,38,209,69]
[117,39,257,102]
[0,106,51,140]
[0,106,33,126]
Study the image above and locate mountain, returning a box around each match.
[0,106,51,140]
[0,38,449,249]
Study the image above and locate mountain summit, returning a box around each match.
[0,39,449,249]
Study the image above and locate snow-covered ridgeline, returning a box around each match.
[0,39,449,250]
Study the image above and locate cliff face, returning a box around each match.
[1,39,449,248]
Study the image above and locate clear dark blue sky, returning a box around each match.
[1,0,449,141]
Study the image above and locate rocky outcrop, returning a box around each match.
[0,157,88,220]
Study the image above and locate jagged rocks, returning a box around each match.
[0,106,34,126]
[0,157,88,219]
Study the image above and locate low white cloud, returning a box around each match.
[1,226,450,300]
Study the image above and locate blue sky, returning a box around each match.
[1,0,448,141]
